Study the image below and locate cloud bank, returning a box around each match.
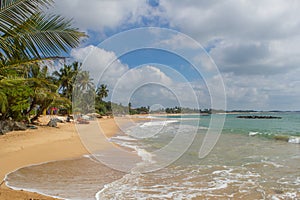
[54,0,300,110]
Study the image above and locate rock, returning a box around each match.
[0,120,27,134]
[55,117,66,123]
[52,118,63,123]
[237,115,282,119]
[47,119,57,127]
[0,121,7,134]
[13,122,27,131]
[0,120,14,134]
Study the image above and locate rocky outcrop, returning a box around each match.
[237,115,282,119]
[0,120,27,135]
[13,122,27,131]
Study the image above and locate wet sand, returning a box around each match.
[0,116,127,200]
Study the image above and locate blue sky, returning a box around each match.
[51,0,300,111]
[118,48,201,81]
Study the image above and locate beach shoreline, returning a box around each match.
[0,116,133,200]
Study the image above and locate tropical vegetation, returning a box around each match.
[0,0,86,123]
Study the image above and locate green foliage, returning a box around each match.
[0,0,85,122]
[165,106,182,114]
[0,91,8,113]
[111,103,128,115]
[96,104,107,115]
[94,84,110,115]
[52,62,80,100]
[95,101,110,115]
[75,71,94,91]
[128,103,149,115]
[0,0,86,66]
[0,78,33,120]
[72,70,96,114]
[96,84,108,102]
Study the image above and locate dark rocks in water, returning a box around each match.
[0,120,27,135]
[237,115,282,119]
[47,119,57,127]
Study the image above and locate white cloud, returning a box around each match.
[70,42,300,110]
[159,0,300,75]
[161,0,300,41]
[220,70,300,110]
[71,46,201,108]
[57,0,300,110]
[71,45,128,86]
[157,34,200,50]
[51,0,164,33]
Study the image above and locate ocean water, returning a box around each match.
[5,112,300,199]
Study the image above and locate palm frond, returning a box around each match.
[0,56,65,68]
[0,0,52,34]
[0,91,8,113]
[2,12,86,60]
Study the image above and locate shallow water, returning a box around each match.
[6,113,300,199]
[98,133,299,199]
[6,158,125,200]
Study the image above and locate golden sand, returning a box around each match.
[0,116,127,200]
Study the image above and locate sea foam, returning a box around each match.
[288,136,300,144]
[139,120,178,127]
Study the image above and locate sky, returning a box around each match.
[50,0,300,111]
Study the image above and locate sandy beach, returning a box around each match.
[0,116,125,200]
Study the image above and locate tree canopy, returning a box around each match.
[0,0,86,122]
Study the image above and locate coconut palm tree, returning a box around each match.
[24,65,71,121]
[0,0,86,121]
[72,70,95,114]
[0,0,85,68]
[52,62,80,100]
[96,84,109,102]
[75,71,94,91]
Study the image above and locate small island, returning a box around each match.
[237,115,282,119]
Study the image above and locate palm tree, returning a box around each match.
[75,71,94,91]
[0,77,33,120]
[24,65,71,121]
[0,0,86,121]
[53,62,80,100]
[0,0,86,68]
[0,90,8,114]
[72,70,95,114]
[96,84,109,102]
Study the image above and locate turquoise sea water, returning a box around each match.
[164,112,300,137]
[5,112,300,199]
